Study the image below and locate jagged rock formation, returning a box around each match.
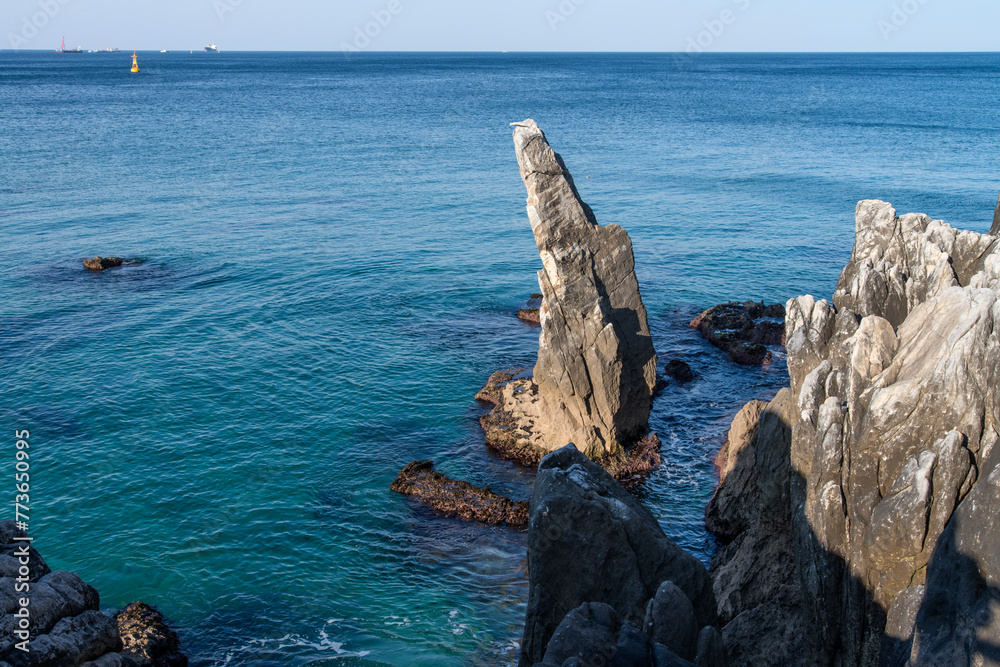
[0,521,184,667]
[83,257,124,271]
[390,461,529,526]
[690,301,785,365]
[711,200,1000,666]
[519,445,719,667]
[481,120,658,463]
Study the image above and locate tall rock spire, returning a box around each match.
[482,120,657,461]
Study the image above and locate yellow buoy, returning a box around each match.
[130,49,140,73]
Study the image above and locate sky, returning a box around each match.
[3,0,998,53]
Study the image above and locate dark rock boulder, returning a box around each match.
[704,390,809,666]
[519,445,715,666]
[693,626,729,667]
[114,603,186,667]
[704,400,768,542]
[663,360,694,384]
[529,600,724,667]
[0,523,50,583]
[4,610,121,667]
[644,582,698,661]
[690,301,785,366]
[83,257,124,271]
[390,461,528,526]
[650,644,696,667]
[531,602,620,667]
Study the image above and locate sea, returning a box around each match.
[1,51,998,666]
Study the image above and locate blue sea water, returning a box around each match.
[1,51,998,666]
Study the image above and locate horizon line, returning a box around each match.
[6,49,1000,54]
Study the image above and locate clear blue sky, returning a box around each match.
[4,0,998,52]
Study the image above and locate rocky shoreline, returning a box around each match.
[0,521,186,667]
[394,122,1000,666]
[386,120,999,665]
[41,123,998,665]
[515,197,1000,666]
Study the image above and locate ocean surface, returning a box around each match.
[1,51,998,666]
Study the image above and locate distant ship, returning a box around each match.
[204,44,219,52]
[56,37,83,54]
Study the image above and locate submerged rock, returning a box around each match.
[390,461,528,526]
[690,301,785,365]
[664,359,694,384]
[482,120,658,464]
[83,257,124,271]
[519,445,716,666]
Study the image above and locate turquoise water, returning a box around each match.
[1,52,998,666]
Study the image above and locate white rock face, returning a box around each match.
[709,200,1000,666]
[785,200,999,664]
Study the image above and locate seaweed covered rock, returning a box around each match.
[114,603,186,667]
[518,294,543,325]
[83,257,124,271]
[390,461,529,526]
[481,120,658,464]
[690,301,785,365]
